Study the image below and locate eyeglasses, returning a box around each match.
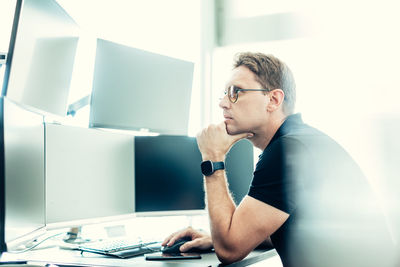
[223,85,270,103]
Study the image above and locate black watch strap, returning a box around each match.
[201,160,225,176]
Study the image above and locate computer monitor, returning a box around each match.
[89,39,194,135]
[45,123,135,229]
[224,138,255,205]
[1,97,46,252]
[0,100,5,253]
[1,0,79,117]
[134,136,254,215]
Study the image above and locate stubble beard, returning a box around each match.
[225,122,248,136]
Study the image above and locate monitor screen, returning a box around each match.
[45,124,135,228]
[224,139,254,205]
[89,39,194,135]
[2,97,46,251]
[134,136,254,214]
[2,0,79,117]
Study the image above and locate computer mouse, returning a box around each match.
[162,237,191,254]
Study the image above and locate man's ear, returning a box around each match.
[266,89,285,112]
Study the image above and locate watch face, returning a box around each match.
[201,160,213,176]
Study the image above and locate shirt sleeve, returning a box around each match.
[248,136,307,214]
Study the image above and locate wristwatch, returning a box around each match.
[201,160,225,176]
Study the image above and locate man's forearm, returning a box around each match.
[204,170,237,252]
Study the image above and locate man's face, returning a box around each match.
[220,66,269,135]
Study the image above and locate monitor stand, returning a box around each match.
[63,226,91,244]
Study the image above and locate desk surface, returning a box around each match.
[1,247,278,267]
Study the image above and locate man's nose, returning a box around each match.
[219,94,230,109]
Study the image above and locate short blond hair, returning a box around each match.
[233,52,296,114]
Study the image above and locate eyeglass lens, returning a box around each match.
[228,85,238,103]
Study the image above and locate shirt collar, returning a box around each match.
[268,113,303,147]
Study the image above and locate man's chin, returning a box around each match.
[226,125,247,136]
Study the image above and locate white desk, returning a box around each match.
[2,215,282,266]
[1,247,279,267]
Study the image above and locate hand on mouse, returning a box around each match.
[162,227,213,252]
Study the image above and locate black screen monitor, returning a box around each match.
[224,139,255,205]
[1,0,79,117]
[134,136,254,215]
[1,97,46,252]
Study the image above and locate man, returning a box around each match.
[162,52,393,266]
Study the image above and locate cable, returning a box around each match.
[141,241,162,253]
[7,232,66,254]
[135,236,161,253]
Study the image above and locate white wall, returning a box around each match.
[210,0,400,243]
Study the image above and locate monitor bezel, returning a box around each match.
[0,98,6,253]
[45,213,137,231]
[0,97,47,252]
[1,0,22,97]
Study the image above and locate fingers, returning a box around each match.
[180,237,213,252]
[162,227,213,252]
[179,239,199,252]
[162,232,175,246]
[217,122,227,131]
[162,227,193,247]
[167,232,189,247]
[162,230,182,246]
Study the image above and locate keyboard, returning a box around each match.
[78,238,162,258]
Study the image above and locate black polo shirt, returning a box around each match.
[248,113,393,267]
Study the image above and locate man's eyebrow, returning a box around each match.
[225,84,243,90]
